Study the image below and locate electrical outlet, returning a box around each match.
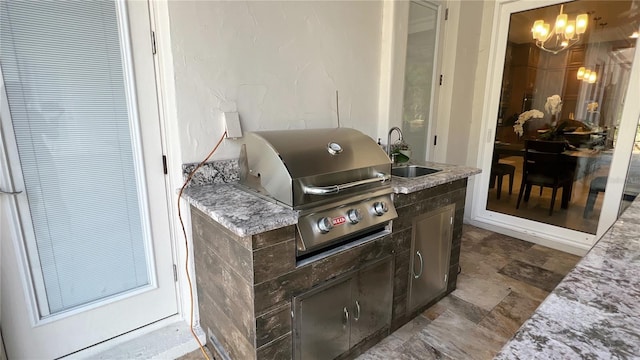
[223,112,242,139]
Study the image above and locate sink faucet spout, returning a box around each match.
[387,127,404,161]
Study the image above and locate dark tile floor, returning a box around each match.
[178,346,213,360]
[356,225,581,360]
[180,225,581,360]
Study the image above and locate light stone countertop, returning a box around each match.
[181,162,479,237]
[391,161,481,194]
[181,184,299,237]
[495,197,640,359]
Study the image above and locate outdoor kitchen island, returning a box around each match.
[183,160,480,360]
[495,195,640,359]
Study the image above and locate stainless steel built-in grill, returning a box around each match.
[239,128,397,258]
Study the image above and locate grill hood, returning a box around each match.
[239,128,392,209]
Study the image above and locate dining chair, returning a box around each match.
[583,176,606,218]
[516,140,574,216]
[490,152,515,199]
[584,175,639,218]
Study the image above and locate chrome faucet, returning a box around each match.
[387,127,403,164]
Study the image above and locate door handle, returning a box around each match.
[0,188,23,195]
[354,300,361,321]
[343,306,349,328]
[413,250,424,279]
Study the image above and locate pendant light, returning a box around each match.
[531,4,588,54]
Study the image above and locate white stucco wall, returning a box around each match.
[167,1,384,163]
[444,0,488,166]
[459,0,495,221]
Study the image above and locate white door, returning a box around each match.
[0,1,177,358]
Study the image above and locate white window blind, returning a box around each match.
[1,0,149,314]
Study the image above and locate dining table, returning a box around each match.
[536,129,608,148]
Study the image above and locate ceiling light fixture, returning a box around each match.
[575,20,606,85]
[531,4,588,54]
[577,66,597,84]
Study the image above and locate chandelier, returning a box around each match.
[577,66,597,83]
[531,4,588,54]
[577,19,607,84]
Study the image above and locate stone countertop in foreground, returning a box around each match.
[181,162,480,237]
[495,198,640,359]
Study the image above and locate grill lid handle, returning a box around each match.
[302,173,391,195]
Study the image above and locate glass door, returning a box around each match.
[473,0,640,251]
[400,1,443,161]
[618,118,640,216]
[0,1,177,358]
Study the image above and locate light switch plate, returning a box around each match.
[224,112,242,138]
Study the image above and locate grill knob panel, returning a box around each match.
[347,208,363,224]
[373,201,388,216]
[317,217,333,233]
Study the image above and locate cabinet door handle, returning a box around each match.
[354,300,361,321]
[413,250,424,279]
[343,306,349,327]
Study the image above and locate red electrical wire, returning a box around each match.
[177,130,227,360]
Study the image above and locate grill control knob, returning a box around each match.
[317,217,333,233]
[373,201,388,216]
[347,208,363,224]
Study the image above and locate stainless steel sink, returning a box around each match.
[391,165,441,178]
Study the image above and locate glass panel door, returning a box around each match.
[1,1,177,358]
[619,118,640,215]
[400,1,441,162]
[485,0,639,235]
[1,0,150,316]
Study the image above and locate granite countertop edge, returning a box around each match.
[494,197,640,359]
[181,162,480,237]
[181,183,299,237]
[391,161,481,194]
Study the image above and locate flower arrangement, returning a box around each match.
[390,141,411,163]
[545,95,563,116]
[544,95,563,128]
[513,109,544,136]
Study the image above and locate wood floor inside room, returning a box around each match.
[485,155,607,234]
[179,225,581,360]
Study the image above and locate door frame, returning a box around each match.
[406,0,447,162]
[375,0,448,162]
[146,0,195,324]
[0,332,6,360]
[430,0,457,163]
[467,0,640,254]
[0,0,181,356]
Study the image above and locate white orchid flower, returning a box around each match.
[513,109,544,136]
[545,95,563,116]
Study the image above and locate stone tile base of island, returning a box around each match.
[192,179,467,360]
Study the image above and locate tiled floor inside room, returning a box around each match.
[180,225,581,360]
